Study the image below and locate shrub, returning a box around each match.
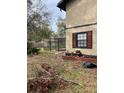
[27,42,40,55]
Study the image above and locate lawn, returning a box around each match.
[27,51,97,93]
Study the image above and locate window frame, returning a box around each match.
[76,32,88,48]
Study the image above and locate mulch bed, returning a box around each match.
[62,50,97,63]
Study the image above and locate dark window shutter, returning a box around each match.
[72,33,77,48]
[87,31,92,48]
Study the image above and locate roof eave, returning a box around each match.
[57,0,66,11]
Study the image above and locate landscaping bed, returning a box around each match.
[62,50,97,63]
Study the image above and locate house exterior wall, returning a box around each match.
[66,0,97,55]
[66,25,97,55]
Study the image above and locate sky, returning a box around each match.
[44,0,66,32]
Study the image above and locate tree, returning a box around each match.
[27,0,52,42]
[56,16,66,38]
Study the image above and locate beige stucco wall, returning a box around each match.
[66,25,97,55]
[66,0,97,28]
[65,0,97,55]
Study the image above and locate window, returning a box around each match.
[77,33,87,48]
[72,31,92,49]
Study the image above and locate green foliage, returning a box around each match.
[27,0,52,41]
[27,42,40,55]
[27,42,32,54]
[56,16,66,38]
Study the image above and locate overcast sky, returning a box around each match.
[44,0,66,32]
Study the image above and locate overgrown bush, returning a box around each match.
[27,42,40,55]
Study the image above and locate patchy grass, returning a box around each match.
[27,52,97,93]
